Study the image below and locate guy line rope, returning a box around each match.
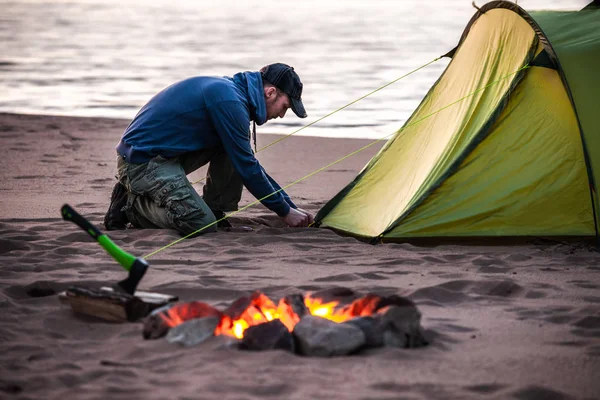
[189,56,443,186]
[143,59,531,259]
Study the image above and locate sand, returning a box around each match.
[0,112,599,400]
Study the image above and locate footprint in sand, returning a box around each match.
[89,178,113,184]
[64,166,83,176]
[463,383,507,395]
[511,385,574,400]
[355,272,388,280]
[0,124,16,132]
[567,280,599,289]
[313,273,358,282]
[410,279,524,307]
[478,265,514,273]
[524,290,547,299]
[505,254,532,262]
[587,345,600,357]
[571,315,600,338]
[0,238,31,254]
[442,253,469,261]
[13,175,44,180]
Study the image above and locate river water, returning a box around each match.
[0,0,586,139]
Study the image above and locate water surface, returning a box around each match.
[0,0,586,139]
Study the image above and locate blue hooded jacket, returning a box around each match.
[116,71,296,216]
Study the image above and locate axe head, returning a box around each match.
[116,258,149,295]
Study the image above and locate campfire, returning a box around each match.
[144,287,428,357]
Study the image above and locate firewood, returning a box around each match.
[58,286,177,322]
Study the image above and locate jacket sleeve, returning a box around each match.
[207,101,291,217]
[260,165,297,209]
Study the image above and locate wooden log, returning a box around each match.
[100,287,178,304]
[58,286,178,322]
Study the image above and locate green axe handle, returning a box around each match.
[60,204,148,295]
[61,204,137,271]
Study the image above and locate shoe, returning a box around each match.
[211,210,233,229]
[104,181,129,230]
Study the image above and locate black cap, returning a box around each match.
[260,63,307,118]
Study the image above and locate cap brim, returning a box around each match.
[290,97,307,118]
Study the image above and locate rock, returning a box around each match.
[344,316,383,348]
[143,313,171,339]
[165,316,220,347]
[241,320,295,352]
[375,294,418,311]
[377,305,428,348]
[343,300,429,349]
[293,315,366,357]
[203,334,241,351]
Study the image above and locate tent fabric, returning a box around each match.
[385,63,592,238]
[529,9,600,237]
[314,1,599,241]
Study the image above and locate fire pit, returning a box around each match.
[143,287,428,357]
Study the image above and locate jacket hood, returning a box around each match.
[231,71,267,126]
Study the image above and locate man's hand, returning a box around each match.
[282,208,313,227]
[296,208,314,225]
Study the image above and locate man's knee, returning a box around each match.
[165,196,217,236]
[125,158,216,236]
[174,211,217,236]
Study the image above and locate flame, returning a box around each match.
[160,292,384,340]
[161,309,183,327]
[222,293,349,339]
[219,298,283,339]
[233,320,248,338]
[304,295,346,323]
[159,301,222,328]
[263,310,276,321]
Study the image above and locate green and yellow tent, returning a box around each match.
[315,1,600,242]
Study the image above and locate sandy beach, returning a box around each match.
[0,112,599,400]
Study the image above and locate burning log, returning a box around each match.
[276,294,308,331]
[216,291,279,338]
[143,301,224,339]
[217,291,313,339]
[58,286,177,322]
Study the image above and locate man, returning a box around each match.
[104,63,313,235]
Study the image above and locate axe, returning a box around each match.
[61,204,148,295]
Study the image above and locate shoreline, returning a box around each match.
[0,110,400,141]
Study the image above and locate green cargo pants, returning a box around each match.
[117,149,243,235]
